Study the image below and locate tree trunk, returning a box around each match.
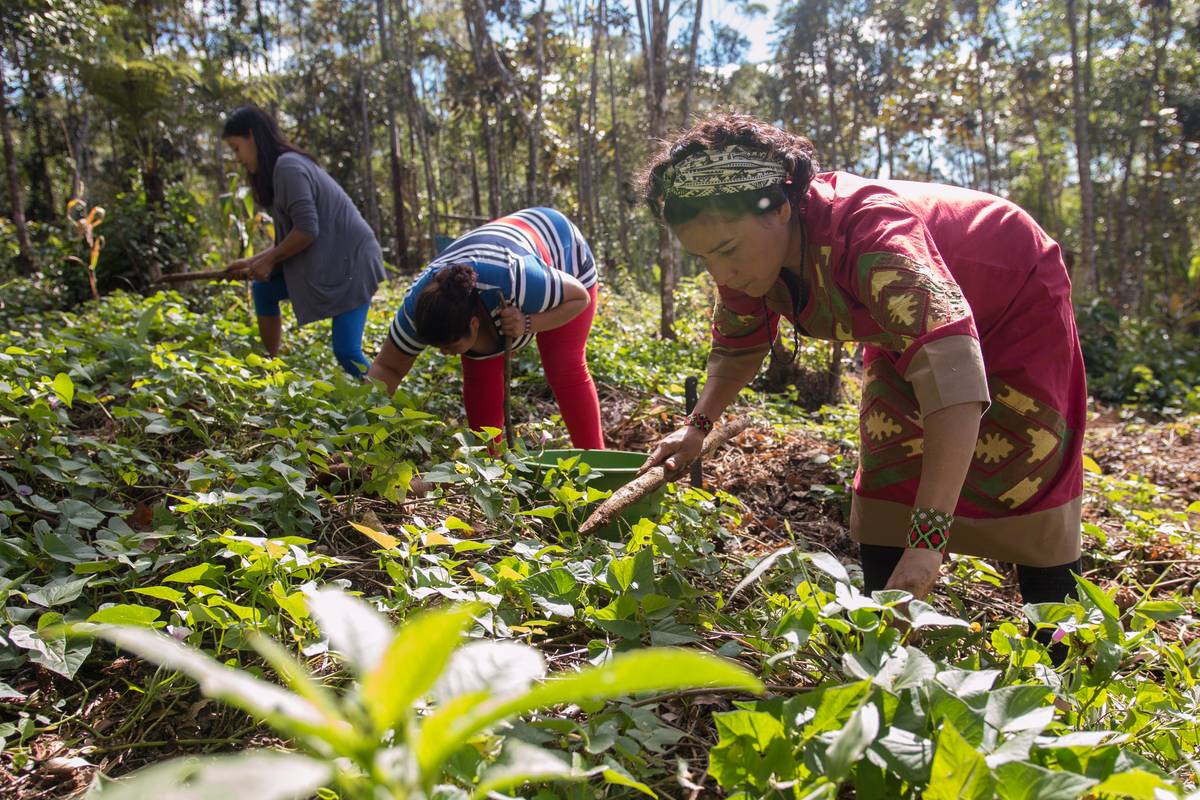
[586,0,601,239]
[358,69,382,236]
[481,108,501,219]
[462,0,504,219]
[680,0,703,126]
[641,0,675,338]
[1066,0,1097,294]
[376,0,411,270]
[602,0,632,271]
[397,0,438,254]
[527,0,546,206]
[0,52,35,274]
[469,148,482,218]
[24,58,56,221]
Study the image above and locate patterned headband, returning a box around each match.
[662,145,788,199]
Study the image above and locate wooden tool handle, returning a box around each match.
[154,268,249,284]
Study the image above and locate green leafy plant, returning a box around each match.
[79,587,763,799]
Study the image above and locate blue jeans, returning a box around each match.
[251,272,371,377]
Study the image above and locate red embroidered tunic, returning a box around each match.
[708,172,1086,566]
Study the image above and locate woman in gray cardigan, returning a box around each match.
[222,106,386,376]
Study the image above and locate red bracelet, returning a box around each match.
[683,412,714,433]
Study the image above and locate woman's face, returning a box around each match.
[224,134,258,174]
[672,201,793,298]
[438,316,481,356]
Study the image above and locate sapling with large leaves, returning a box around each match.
[78,586,763,799]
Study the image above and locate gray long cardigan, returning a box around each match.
[268,152,386,325]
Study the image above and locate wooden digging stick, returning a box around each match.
[498,296,515,449]
[577,416,752,536]
[154,268,250,284]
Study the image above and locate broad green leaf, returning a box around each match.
[600,768,657,798]
[925,719,994,800]
[304,587,393,675]
[606,547,656,598]
[805,551,850,584]
[248,634,347,729]
[420,648,761,776]
[444,516,473,532]
[708,709,795,791]
[8,624,92,679]
[792,680,873,737]
[0,681,26,700]
[521,568,581,618]
[85,750,330,800]
[363,604,479,733]
[27,575,94,608]
[891,647,937,691]
[473,740,586,797]
[85,625,335,738]
[730,546,794,599]
[907,600,969,629]
[1134,600,1185,621]
[162,563,226,584]
[1090,769,1173,799]
[131,586,186,604]
[432,640,546,704]
[823,702,880,780]
[983,686,1054,740]
[929,685,986,747]
[51,372,75,408]
[868,727,933,784]
[713,710,787,750]
[1074,576,1115,619]
[59,499,105,530]
[89,604,161,626]
[994,760,1098,800]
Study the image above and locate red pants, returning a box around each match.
[461,285,604,449]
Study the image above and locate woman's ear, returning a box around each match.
[775,198,792,224]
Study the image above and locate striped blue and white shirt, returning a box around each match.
[389,208,597,359]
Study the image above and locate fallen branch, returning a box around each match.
[154,268,249,284]
[578,416,752,536]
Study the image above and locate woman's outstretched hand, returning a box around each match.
[638,425,705,476]
[884,547,943,601]
[227,254,274,281]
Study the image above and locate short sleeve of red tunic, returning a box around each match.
[839,197,991,416]
[706,284,780,379]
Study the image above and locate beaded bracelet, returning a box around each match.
[682,412,715,433]
[907,506,954,553]
[523,313,533,336]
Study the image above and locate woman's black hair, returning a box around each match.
[221,105,313,207]
[638,112,819,226]
[413,264,479,346]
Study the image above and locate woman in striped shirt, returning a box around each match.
[367,208,604,449]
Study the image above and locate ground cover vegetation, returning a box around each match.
[2,0,1200,797]
[0,279,1197,798]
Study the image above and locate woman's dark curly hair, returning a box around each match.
[638,112,819,226]
[413,264,479,346]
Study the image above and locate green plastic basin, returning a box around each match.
[526,449,664,538]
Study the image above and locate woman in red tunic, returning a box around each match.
[639,113,1086,606]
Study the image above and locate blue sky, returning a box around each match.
[703,0,780,63]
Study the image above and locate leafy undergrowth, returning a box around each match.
[1,280,1198,799]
